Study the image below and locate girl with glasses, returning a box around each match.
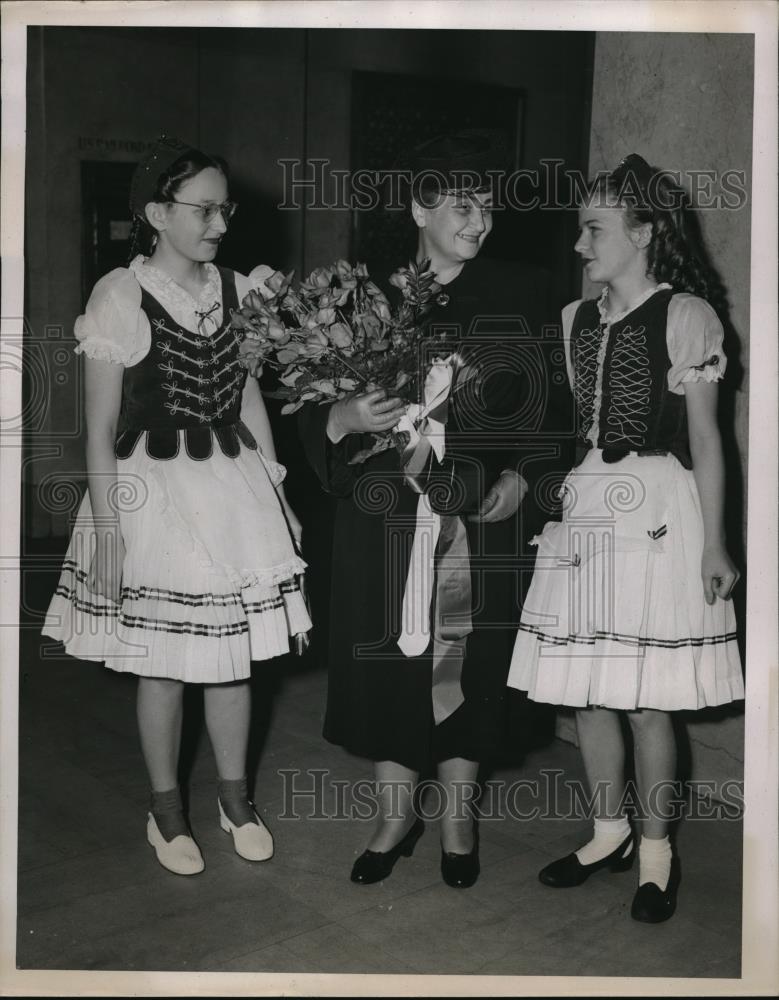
[44,134,311,876]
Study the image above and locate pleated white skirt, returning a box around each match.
[43,435,311,682]
[508,449,744,710]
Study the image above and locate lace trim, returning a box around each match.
[74,338,129,366]
[681,354,724,386]
[130,255,222,333]
[596,283,672,326]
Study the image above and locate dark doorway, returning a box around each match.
[80,161,137,305]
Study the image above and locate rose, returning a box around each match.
[306,266,334,289]
[264,269,294,296]
[329,322,353,349]
[388,270,408,291]
[238,336,268,376]
[358,314,382,341]
[300,329,328,359]
[266,316,289,341]
[316,306,337,326]
[373,297,392,323]
[243,289,267,312]
[330,286,352,307]
[309,378,337,396]
[229,311,254,333]
[277,345,304,364]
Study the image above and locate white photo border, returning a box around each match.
[1,1,776,996]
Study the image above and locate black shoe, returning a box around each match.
[538,832,635,888]
[441,833,480,889]
[631,858,680,923]
[350,818,424,884]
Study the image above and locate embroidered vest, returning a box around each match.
[571,288,692,469]
[115,267,256,460]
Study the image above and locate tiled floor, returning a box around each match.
[16,621,743,979]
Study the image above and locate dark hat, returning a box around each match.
[129,133,198,217]
[407,130,510,197]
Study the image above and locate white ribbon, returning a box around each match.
[395,357,453,464]
[397,358,454,657]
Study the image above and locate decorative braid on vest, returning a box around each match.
[571,288,692,469]
[114,267,257,461]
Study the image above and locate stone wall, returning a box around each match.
[556,31,753,792]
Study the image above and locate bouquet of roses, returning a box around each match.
[231,258,453,463]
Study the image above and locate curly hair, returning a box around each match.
[589,156,728,317]
[128,149,229,261]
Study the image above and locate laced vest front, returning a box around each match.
[571,288,692,469]
[115,267,256,460]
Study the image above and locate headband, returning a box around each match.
[129,133,198,217]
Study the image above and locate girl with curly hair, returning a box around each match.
[508,154,744,922]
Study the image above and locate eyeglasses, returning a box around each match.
[169,199,238,223]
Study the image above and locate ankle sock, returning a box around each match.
[150,786,189,843]
[218,776,258,828]
[575,817,632,866]
[638,834,672,890]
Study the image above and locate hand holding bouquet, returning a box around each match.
[231,258,453,463]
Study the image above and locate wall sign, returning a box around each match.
[78,137,156,154]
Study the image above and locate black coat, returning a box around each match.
[298,256,574,770]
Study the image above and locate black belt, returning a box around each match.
[115,421,257,461]
[574,442,677,466]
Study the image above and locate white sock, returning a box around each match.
[575,817,632,865]
[638,834,672,890]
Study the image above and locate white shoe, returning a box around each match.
[218,799,274,861]
[146,813,205,876]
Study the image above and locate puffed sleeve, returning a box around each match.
[234,264,276,304]
[666,293,727,395]
[74,268,150,367]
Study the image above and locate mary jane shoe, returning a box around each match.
[538,832,635,888]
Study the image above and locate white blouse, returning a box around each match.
[561,286,727,397]
[74,256,274,367]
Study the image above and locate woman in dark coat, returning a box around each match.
[299,133,572,887]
